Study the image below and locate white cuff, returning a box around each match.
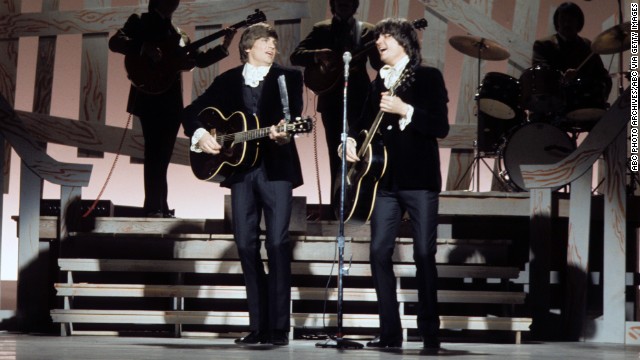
[399,105,414,131]
[190,128,208,153]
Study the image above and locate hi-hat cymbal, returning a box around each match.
[592,21,631,54]
[449,35,510,61]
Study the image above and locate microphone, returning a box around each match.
[343,51,352,79]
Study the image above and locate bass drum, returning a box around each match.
[500,122,575,191]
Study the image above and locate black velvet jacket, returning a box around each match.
[182,64,304,189]
[349,65,450,192]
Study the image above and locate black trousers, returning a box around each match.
[230,165,293,332]
[138,112,181,214]
[370,189,440,339]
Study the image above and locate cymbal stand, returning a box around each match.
[455,39,503,191]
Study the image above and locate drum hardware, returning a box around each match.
[454,138,511,192]
[449,35,511,191]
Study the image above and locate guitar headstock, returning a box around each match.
[389,68,415,96]
[286,117,313,134]
[412,18,428,31]
[247,9,267,26]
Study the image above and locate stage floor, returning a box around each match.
[0,333,638,360]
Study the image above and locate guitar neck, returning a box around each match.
[219,124,288,144]
[183,17,250,53]
[357,111,385,158]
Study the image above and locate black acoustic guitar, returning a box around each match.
[125,9,266,94]
[334,68,414,225]
[303,18,427,95]
[189,107,313,183]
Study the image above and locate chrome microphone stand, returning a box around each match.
[316,51,363,350]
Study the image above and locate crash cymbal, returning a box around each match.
[449,35,510,61]
[592,21,631,54]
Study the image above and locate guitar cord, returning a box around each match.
[304,87,324,221]
[82,113,133,218]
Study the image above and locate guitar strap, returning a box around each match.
[355,21,362,48]
[277,75,291,123]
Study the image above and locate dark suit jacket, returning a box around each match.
[290,17,382,116]
[350,65,450,192]
[109,12,228,118]
[182,63,304,189]
[532,34,612,97]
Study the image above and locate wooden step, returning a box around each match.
[54,283,526,304]
[50,309,532,331]
[58,258,521,279]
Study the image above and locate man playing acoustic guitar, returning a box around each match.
[339,18,449,350]
[109,0,235,218]
[182,23,304,347]
[290,0,382,217]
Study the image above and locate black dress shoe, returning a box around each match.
[145,211,164,218]
[270,330,289,346]
[366,335,402,348]
[234,331,268,345]
[423,337,441,349]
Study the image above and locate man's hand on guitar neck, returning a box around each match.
[196,130,222,155]
[269,120,291,145]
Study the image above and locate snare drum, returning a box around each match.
[520,65,564,114]
[477,72,522,120]
[563,77,608,123]
[500,122,575,191]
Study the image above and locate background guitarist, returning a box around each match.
[109,0,235,218]
[182,23,303,346]
[290,0,382,216]
[340,18,449,350]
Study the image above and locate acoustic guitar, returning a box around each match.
[189,107,313,183]
[334,68,414,225]
[304,18,427,95]
[125,9,266,94]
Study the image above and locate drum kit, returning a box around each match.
[448,21,631,191]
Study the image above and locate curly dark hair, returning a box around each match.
[553,2,584,33]
[374,18,422,68]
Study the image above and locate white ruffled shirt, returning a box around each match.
[190,63,273,152]
[379,55,413,131]
[242,62,271,87]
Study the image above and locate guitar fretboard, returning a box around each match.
[217,124,289,144]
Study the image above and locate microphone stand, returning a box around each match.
[316,51,363,350]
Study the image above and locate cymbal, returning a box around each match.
[592,21,631,54]
[449,35,510,61]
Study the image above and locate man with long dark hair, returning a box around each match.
[340,18,449,350]
[109,0,234,217]
[182,23,304,347]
